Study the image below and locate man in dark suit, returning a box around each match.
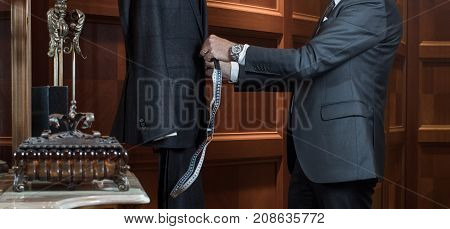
[112,0,208,208]
[201,0,402,208]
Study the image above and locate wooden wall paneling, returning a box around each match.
[291,0,328,42]
[0,0,11,164]
[0,0,11,139]
[0,0,11,12]
[32,1,51,87]
[406,0,420,209]
[410,0,450,208]
[205,0,291,208]
[417,45,450,208]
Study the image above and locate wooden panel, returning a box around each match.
[382,141,406,208]
[387,56,407,128]
[420,41,450,59]
[0,12,11,138]
[417,144,450,208]
[420,60,450,125]
[293,0,328,17]
[204,161,278,208]
[0,0,11,166]
[380,51,407,209]
[209,0,279,11]
[208,6,283,34]
[407,0,450,208]
[0,0,10,12]
[69,0,119,17]
[291,0,327,41]
[419,0,450,42]
[0,143,12,165]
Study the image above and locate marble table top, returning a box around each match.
[0,171,150,209]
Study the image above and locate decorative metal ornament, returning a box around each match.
[13,0,130,192]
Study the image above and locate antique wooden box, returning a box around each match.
[14,100,130,192]
[12,117,130,192]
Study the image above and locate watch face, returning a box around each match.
[232,45,243,54]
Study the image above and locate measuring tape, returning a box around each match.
[170,60,223,198]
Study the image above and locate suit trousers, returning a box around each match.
[156,147,205,209]
[288,159,377,209]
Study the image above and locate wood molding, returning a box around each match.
[69,1,119,17]
[397,42,407,57]
[213,132,282,141]
[292,12,319,23]
[208,5,283,34]
[388,126,406,146]
[0,137,12,146]
[208,0,282,16]
[419,41,450,59]
[11,0,31,151]
[418,125,450,143]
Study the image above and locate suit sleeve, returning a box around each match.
[236,0,388,91]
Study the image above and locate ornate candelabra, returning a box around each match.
[47,0,86,120]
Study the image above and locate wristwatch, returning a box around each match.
[230,44,244,62]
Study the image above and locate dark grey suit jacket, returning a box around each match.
[112,0,208,148]
[236,0,402,183]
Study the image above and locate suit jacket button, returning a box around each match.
[140,123,145,127]
[139,118,144,123]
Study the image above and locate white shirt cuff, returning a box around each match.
[230,62,239,83]
[238,44,250,65]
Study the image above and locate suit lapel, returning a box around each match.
[188,0,204,38]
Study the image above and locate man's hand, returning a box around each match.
[205,61,231,83]
[200,35,235,62]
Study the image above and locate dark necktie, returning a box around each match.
[314,0,336,36]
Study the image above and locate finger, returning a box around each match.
[205,52,214,62]
[200,48,210,57]
[205,69,214,77]
[200,36,212,56]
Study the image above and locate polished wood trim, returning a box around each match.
[208,6,283,34]
[292,12,319,22]
[397,42,407,57]
[213,132,283,141]
[11,0,31,151]
[0,137,12,147]
[405,0,420,208]
[418,125,450,143]
[208,0,282,16]
[419,41,450,59]
[69,1,119,17]
[388,126,406,146]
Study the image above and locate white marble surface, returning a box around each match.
[0,172,150,209]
